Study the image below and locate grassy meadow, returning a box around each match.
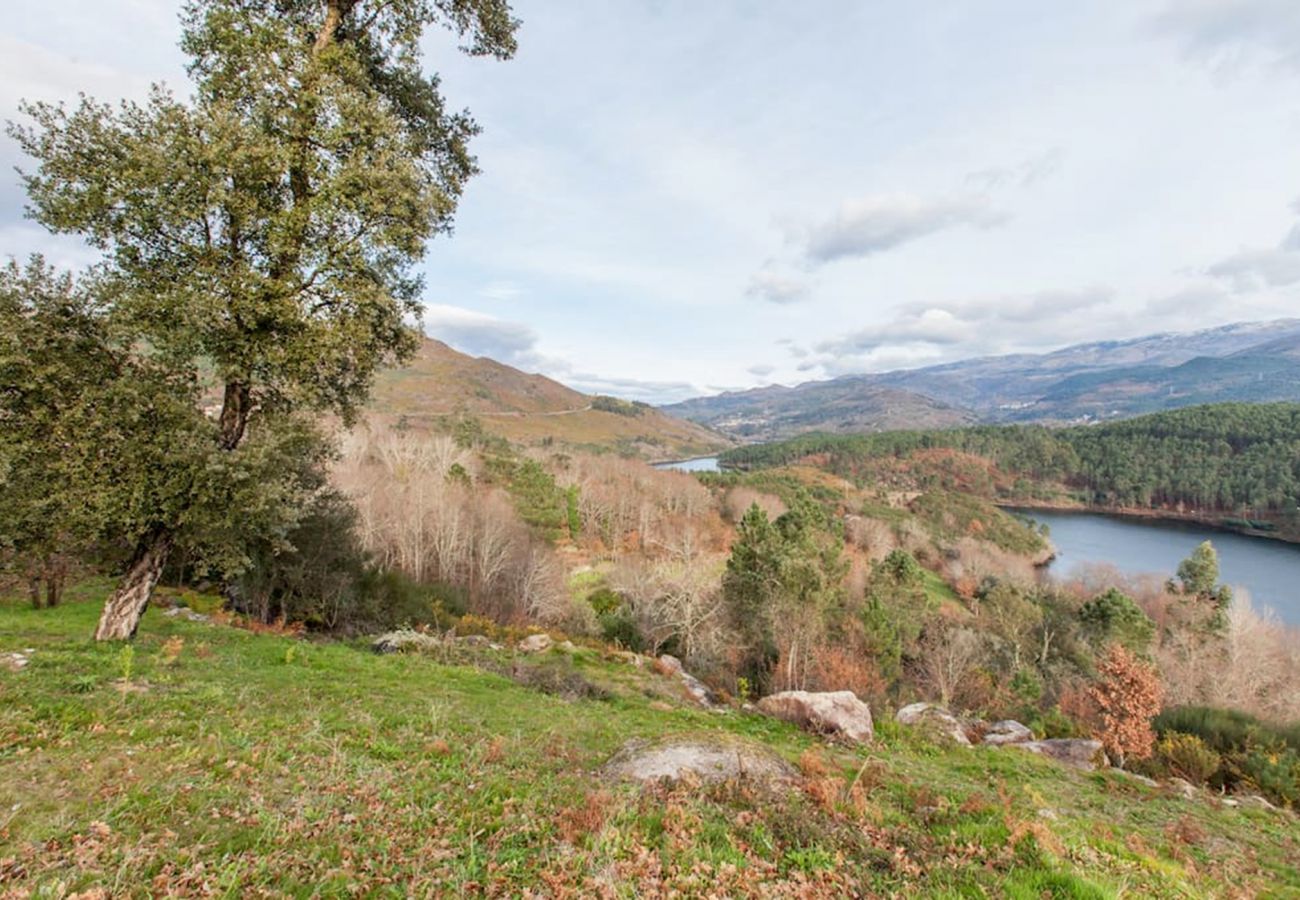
[1,584,1297,898]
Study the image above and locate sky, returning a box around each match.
[6,2,1300,402]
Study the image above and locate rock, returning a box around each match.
[372,630,441,654]
[656,654,685,676]
[678,671,716,708]
[603,737,797,786]
[163,607,211,623]
[757,690,874,743]
[1220,797,1240,808]
[980,720,1034,746]
[1167,777,1199,799]
[457,634,493,647]
[1009,739,1107,770]
[654,654,715,708]
[517,633,554,653]
[1239,795,1277,811]
[0,652,30,672]
[1114,770,1159,788]
[895,702,970,746]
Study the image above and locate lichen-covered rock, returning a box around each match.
[895,702,971,746]
[604,737,796,785]
[980,720,1034,746]
[372,630,441,654]
[1009,738,1107,770]
[757,690,874,743]
[655,654,716,708]
[656,654,685,676]
[517,633,554,653]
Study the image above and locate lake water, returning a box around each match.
[1010,508,1300,627]
[654,456,720,473]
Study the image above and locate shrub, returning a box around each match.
[1232,745,1300,807]
[1155,706,1300,755]
[1086,644,1164,767]
[1155,732,1221,784]
[599,606,645,652]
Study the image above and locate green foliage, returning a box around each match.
[1154,705,1300,804]
[590,395,645,417]
[1155,706,1300,755]
[862,550,932,683]
[909,491,1048,555]
[1154,732,1221,784]
[1170,541,1233,626]
[497,458,570,540]
[1077,588,1154,654]
[586,588,623,617]
[4,0,519,635]
[1234,746,1300,806]
[722,502,847,686]
[720,402,1300,521]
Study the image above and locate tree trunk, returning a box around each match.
[218,381,251,451]
[95,526,174,641]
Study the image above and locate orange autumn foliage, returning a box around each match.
[1086,644,1164,766]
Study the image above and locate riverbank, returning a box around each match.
[1001,498,1300,547]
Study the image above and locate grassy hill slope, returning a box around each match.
[2,586,1296,897]
[370,339,729,461]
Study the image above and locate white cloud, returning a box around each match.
[745,269,809,304]
[1150,0,1300,72]
[803,193,1008,264]
[809,286,1118,374]
[423,303,540,364]
[1208,222,1300,290]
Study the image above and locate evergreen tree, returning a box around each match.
[7,0,518,638]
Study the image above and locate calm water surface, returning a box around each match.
[1011,508,1300,627]
[654,456,720,473]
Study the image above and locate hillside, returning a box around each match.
[3,589,1296,896]
[369,338,729,460]
[665,319,1300,440]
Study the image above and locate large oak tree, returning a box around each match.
[7,0,517,639]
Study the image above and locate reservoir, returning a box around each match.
[1012,508,1300,627]
[654,456,721,473]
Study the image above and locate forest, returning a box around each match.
[719,402,1300,523]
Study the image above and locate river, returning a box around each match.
[1010,508,1300,627]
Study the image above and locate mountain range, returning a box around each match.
[662,319,1300,442]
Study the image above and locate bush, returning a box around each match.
[1155,706,1300,755]
[1232,745,1300,806]
[1155,732,1221,784]
[598,606,645,652]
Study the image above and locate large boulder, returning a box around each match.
[980,720,1034,746]
[757,690,874,743]
[895,702,971,746]
[517,633,554,653]
[604,737,796,786]
[1009,738,1107,770]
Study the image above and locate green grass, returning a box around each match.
[1,586,1297,896]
